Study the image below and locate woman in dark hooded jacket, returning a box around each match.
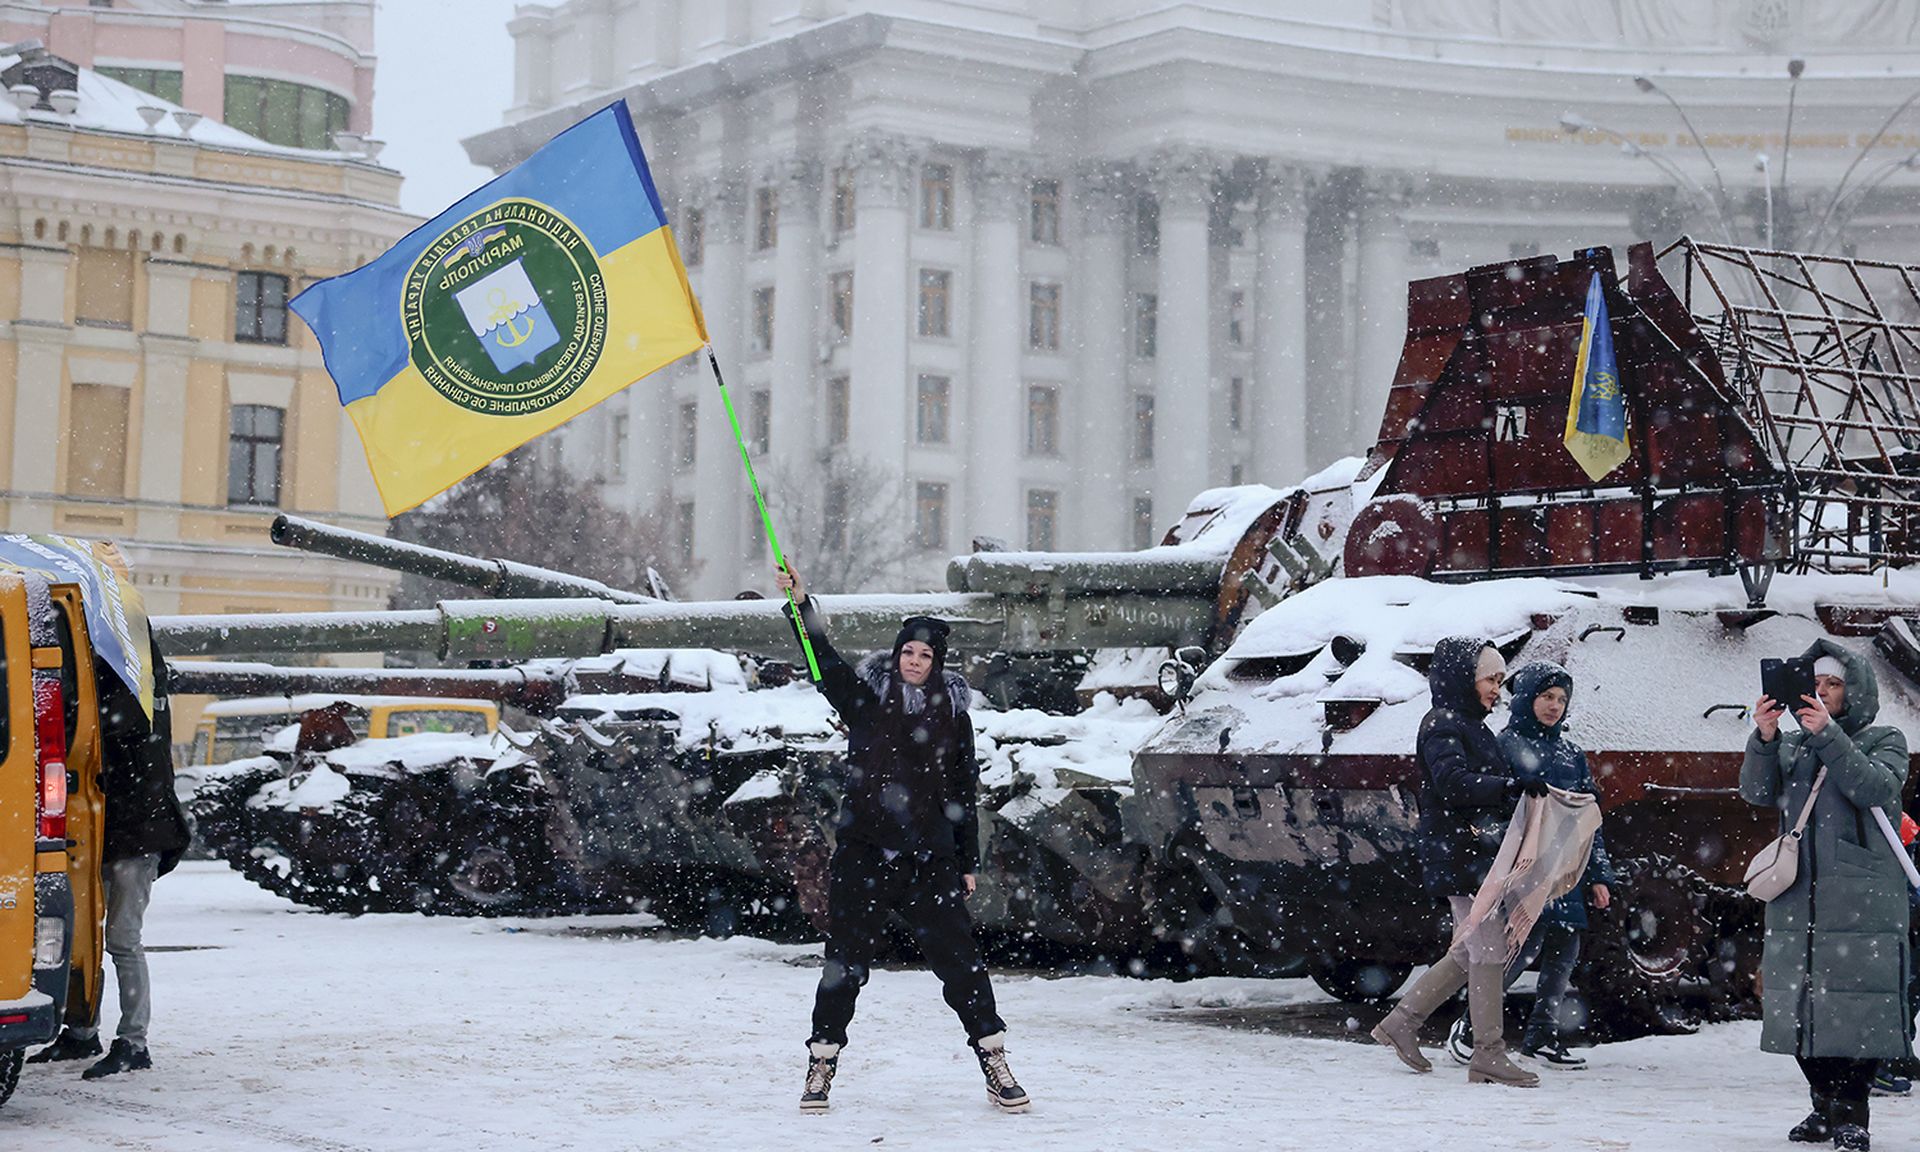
[1444,661,1615,1070]
[776,562,1028,1117]
[1742,639,1909,1151]
[1372,636,1545,1088]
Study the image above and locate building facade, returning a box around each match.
[0,1,412,617]
[466,0,1920,599]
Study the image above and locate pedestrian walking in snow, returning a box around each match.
[775,562,1029,1115]
[28,639,191,1079]
[1371,636,1544,1088]
[1444,661,1615,1071]
[1743,641,1910,1152]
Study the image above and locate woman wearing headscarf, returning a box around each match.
[1372,636,1545,1087]
[1743,640,1910,1152]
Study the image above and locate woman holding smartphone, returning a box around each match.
[1743,641,1910,1152]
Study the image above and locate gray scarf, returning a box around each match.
[855,651,971,717]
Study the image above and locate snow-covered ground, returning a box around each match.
[7,863,1904,1151]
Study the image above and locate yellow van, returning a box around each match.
[0,570,107,1109]
[188,695,499,767]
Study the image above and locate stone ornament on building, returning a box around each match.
[702,173,749,246]
[773,156,823,215]
[1254,162,1316,232]
[1147,148,1222,218]
[1076,162,1134,236]
[969,149,1032,223]
[843,132,920,207]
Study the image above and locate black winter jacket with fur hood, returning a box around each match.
[787,597,982,867]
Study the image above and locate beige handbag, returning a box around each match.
[1744,767,1827,902]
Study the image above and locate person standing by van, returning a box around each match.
[28,640,190,1079]
[1743,642,1909,1152]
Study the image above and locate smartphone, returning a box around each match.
[1761,657,1817,713]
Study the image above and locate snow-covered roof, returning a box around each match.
[0,57,353,159]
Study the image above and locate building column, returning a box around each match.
[769,156,821,538]
[1151,150,1217,522]
[1075,163,1131,550]
[964,150,1027,549]
[1353,172,1411,455]
[847,134,916,478]
[693,174,747,597]
[8,246,70,532]
[1253,163,1312,485]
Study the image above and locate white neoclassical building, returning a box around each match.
[465,0,1920,598]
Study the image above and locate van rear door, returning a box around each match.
[0,574,37,1003]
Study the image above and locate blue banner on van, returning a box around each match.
[0,535,152,719]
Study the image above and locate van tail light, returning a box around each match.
[32,674,67,841]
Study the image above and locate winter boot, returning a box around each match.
[1787,1092,1832,1143]
[1870,1070,1910,1097]
[1518,1035,1586,1070]
[1445,1015,1473,1066]
[800,1041,839,1112]
[25,1029,101,1064]
[1370,955,1466,1074]
[81,1039,150,1080]
[971,1032,1030,1113]
[1464,964,1537,1088]
[1832,1123,1870,1152]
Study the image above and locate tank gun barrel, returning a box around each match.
[947,551,1223,596]
[167,661,578,715]
[270,515,656,604]
[151,590,1216,661]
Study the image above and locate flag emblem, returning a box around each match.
[404,200,606,414]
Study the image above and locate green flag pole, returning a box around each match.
[706,346,822,682]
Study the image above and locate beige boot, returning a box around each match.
[1465,963,1538,1088]
[1370,955,1466,1073]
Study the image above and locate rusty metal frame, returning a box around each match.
[1664,236,1920,571]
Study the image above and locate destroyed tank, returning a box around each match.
[1126,238,1920,1035]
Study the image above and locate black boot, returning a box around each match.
[81,1039,151,1080]
[800,1042,838,1112]
[1832,1123,1870,1152]
[972,1032,1030,1113]
[25,1029,101,1064]
[1788,1101,1831,1144]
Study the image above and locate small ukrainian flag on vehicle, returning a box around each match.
[291,102,707,516]
[1563,271,1631,483]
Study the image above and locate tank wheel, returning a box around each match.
[1576,854,1711,1040]
[1699,880,1765,1023]
[0,1047,21,1111]
[443,841,525,912]
[1310,960,1414,1005]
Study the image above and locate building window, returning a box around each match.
[1028,282,1061,351]
[827,376,850,446]
[1027,489,1058,551]
[1229,376,1245,432]
[235,271,289,344]
[1030,179,1061,246]
[1495,402,1529,442]
[1133,293,1158,360]
[754,186,778,251]
[824,478,849,551]
[611,413,629,480]
[1135,193,1159,254]
[75,249,134,329]
[916,374,951,445]
[749,389,770,456]
[1027,385,1060,456]
[227,403,283,506]
[917,269,951,338]
[1132,496,1156,549]
[224,75,349,150]
[920,162,953,230]
[832,166,856,233]
[751,286,775,353]
[914,481,949,550]
[677,402,697,472]
[68,383,129,498]
[1228,289,1246,346]
[97,66,181,104]
[1132,393,1155,461]
[829,271,854,340]
[682,207,704,267]
[676,501,696,566]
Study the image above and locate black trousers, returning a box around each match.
[808,841,1006,1048]
[1799,1056,1875,1129]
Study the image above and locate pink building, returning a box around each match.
[0,0,373,148]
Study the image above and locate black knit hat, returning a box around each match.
[893,615,951,671]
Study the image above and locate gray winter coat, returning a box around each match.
[1740,638,1912,1060]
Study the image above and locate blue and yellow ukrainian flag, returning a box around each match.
[1563,272,1631,483]
[291,103,707,516]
